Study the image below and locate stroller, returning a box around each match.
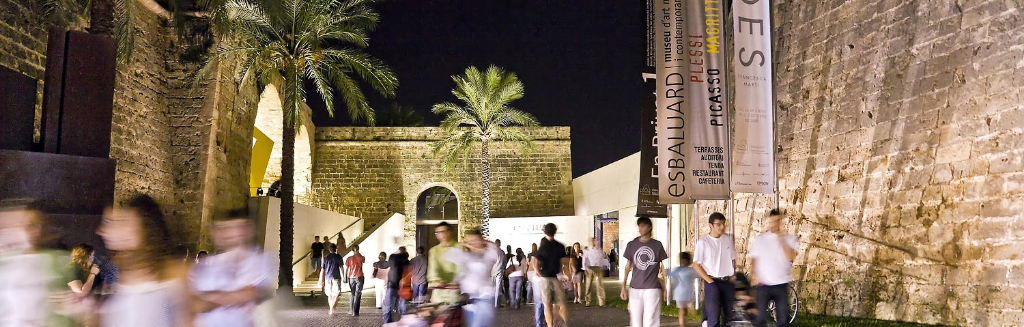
[725,272,799,327]
[383,287,467,327]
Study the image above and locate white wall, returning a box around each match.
[488,216,594,255]
[254,196,363,288]
[572,152,641,217]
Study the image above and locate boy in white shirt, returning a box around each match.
[692,212,736,327]
[749,209,798,327]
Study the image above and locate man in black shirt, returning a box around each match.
[532,223,570,327]
[318,244,344,314]
[311,236,324,274]
[383,246,410,324]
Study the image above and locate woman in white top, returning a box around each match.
[96,194,189,327]
[505,254,526,309]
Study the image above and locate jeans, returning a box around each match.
[628,288,662,327]
[465,297,496,327]
[703,280,736,327]
[532,281,546,327]
[382,287,407,323]
[493,275,505,307]
[311,256,321,271]
[412,283,428,303]
[348,277,364,315]
[508,277,524,309]
[756,283,790,327]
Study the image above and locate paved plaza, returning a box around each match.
[276,282,700,327]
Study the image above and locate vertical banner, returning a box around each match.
[731,0,775,193]
[684,0,731,199]
[655,0,692,204]
[638,71,669,218]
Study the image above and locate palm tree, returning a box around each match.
[431,66,539,239]
[197,0,397,291]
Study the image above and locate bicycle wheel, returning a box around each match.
[765,285,798,324]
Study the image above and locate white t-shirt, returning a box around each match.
[748,232,799,286]
[444,243,501,299]
[693,234,736,278]
[190,247,273,327]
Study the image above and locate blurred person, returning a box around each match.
[526,252,546,327]
[582,237,606,307]
[97,194,190,327]
[0,199,86,327]
[427,222,459,301]
[445,229,501,327]
[749,209,798,327]
[322,236,333,259]
[693,212,737,327]
[409,246,429,304]
[492,239,508,308]
[318,243,344,314]
[372,252,391,308]
[620,216,668,327]
[344,244,366,316]
[383,247,410,323]
[506,254,526,309]
[310,236,324,274]
[668,252,698,327]
[67,243,102,297]
[532,224,569,327]
[189,207,272,327]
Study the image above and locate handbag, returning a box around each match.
[398,269,413,300]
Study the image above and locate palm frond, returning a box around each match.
[112,0,136,63]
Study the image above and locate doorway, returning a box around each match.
[415,186,459,253]
[416,223,459,254]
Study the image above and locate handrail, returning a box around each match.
[291,218,362,266]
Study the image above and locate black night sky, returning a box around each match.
[311,0,646,177]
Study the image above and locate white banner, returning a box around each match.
[731,0,775,193]
[655,0,693,204]
[685,0,730,199]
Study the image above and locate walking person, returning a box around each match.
[750,209,798,327]
[383,247,410,324]
[532,223,570,327]
[445,229,502,327]
[571,243,585,304]
[582,237,607,307]
[693,212,737,327]
[310,236,324,274]
[507,254,526,309]
[372,252,391,309]
[428,222,460,304]
[344,244,366,316]
[409,246,429,304]
[668,252,699,327]
[620,217,669,327]
[318,244,344,314]
[190,207,273,327]
[492,239,509,307]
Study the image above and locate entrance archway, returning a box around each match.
[415,185,459,252]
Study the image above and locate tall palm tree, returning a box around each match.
[431,66,538,239]
[198,0,397,291]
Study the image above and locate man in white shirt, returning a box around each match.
[492,239,508,307]
[190,208,272,327]
[693,212,736,327]
[749,209,798,327]
[581,237,607,307]
[445,229,502,327]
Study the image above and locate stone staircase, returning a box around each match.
[292,216,389,296]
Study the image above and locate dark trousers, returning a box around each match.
[383,287,407,323]
[703,280,736,327]
[349,277,364,315]
[756,283,790,327]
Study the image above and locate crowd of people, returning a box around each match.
[0,195,274,327]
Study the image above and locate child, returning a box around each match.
[668,252,699,327]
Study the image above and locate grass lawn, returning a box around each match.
[603,297,949,327]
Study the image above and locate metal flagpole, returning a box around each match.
[729,193,736,236]
[770,0,780,209]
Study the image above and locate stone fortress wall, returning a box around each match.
[310,127,575,244]
[688,1,1024,325]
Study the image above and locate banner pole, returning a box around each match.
[770,0,780,209]
[729,193,736,237]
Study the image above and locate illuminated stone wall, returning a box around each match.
[311,127,575,245]
[0,0,255,248]
[689,1,1024,325]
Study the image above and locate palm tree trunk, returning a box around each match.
[481,138,491,239]
[278,76,298,293]
[89,0,115,36]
